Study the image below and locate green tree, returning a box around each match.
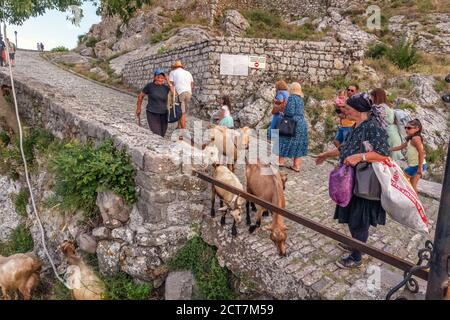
[0,0,152,26]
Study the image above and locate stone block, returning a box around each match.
[165,271,195,300]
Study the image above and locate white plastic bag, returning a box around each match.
[372,159,429,233]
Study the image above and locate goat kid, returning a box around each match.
[0,252,42,300]
[210,165,247,236]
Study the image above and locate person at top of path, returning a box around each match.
[390,118,427,192]
[268,80,290,141]
[136,69,174,137]
[315,93,390,269]
[5,38,15,67]
[169,60,194,130]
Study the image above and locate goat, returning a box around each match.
[202,125,251,172]
[204,144,246,236]
[0,252,42,300]
[210,165,247,236]
[245,163,288,256]
[0,84,18,135]
[60,241,105,300]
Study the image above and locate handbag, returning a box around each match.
[276,113,296,137]
[168,93,182,123]
[353,132,382,201]
[329,164,354,207]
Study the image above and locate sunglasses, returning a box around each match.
[347,89,355,93]
[405,126,416,130]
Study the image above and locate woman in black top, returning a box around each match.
[136,69,173,137]
[316,93,390,269]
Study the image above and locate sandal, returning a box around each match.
[289,166,300,172]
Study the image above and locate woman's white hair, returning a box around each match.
[221,105,231,117]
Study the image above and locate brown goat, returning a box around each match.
[245,163,288,256]
[0,252,42,300]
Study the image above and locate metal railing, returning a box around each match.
[192,169,429,281]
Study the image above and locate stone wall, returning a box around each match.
[214,0,361,20]
[123,37,364,117]
[0,72,209,287]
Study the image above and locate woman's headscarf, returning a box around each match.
[347,92,387,128]
[346,93,372,112]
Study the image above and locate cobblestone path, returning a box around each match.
[2,51,441,299]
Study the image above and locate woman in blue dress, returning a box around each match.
[274,82,308,172]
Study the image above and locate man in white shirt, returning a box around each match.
[169,60,194,129]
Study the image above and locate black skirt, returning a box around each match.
[334,195,386,231]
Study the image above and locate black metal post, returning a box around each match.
[425,136,450,300]
[14,31,17,49]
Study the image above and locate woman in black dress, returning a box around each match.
[316,93,390,269]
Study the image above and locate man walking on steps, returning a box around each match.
[169,60,194,130]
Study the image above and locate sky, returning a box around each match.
[4,2,101,50]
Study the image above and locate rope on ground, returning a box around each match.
[2,23,70,289]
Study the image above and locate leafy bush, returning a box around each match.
[386,38,419,70]
[172,11,186,23]
[169,236,236,300]
[426,145,446,164]
[302,84,336,101]
[85,37,99,48]
[327,75,352,91]
[0,130,10,146]
[14,188,30,217]
[0,129,55,179]
[243,9,318,41]
[103,272,152,300]
[51,46,69,52]
[0,224,34,256]
[366,39,419,70]
[150,32,170,44]
[50,139,137,215]
[434,79,447,93]
[366,43,389,59]
[157,46,167,55]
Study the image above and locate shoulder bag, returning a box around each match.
[276,112,297,137]
[168,92,182,123]
[353,131,382,201]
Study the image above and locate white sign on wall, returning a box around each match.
[220,54,249,76]
[249,56,267,69]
